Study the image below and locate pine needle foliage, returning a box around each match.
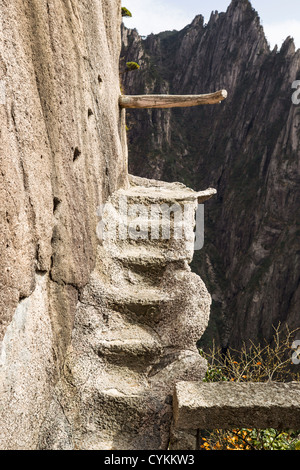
[121,7,132,17]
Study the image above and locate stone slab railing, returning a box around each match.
[170,381,300,449]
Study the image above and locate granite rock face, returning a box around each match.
[0,0,127,449]
[173,381,300,430]
[121,0,300,349]
[38,176,213,450]
[0,1,213,449]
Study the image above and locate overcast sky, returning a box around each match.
[123,0,300,50]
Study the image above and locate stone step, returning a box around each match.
[99,181,205,258]
[96,338,161,363]
[84,385,167,450]
[112,302,162,327]
[107,287,170,329]
[104,214,194,240]
[108,283,171,306]
[113,183,216,205]
[100,202,196,251]
[93,325,162,367]
[104,239,195,267]
[110,246,192,266]
[81,270,171,311]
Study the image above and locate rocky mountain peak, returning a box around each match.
[280,36,296,55]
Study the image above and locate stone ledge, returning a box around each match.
[173,382,300,430]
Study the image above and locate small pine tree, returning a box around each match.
[126,61,140,72]
[121,7,132,17]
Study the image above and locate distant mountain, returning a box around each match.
[121,0,300,349]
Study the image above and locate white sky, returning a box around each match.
[122,0,300,50]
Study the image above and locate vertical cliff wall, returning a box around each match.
[0,0,127,449]
[0,0,213,450]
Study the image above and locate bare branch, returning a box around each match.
[119,90,228,109]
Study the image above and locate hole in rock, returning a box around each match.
[53,197,61,213]
[73,147,81,161]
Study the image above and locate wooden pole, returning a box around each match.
[119,89,227,109]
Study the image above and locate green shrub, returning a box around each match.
[200,428,300,451]
[126,61,140,72]
[121,7,132,17]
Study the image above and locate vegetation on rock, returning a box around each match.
[126,61,140,71]
[121,7,132,17]
[198,325,300,450]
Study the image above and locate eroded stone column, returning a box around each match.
[38,176,214,450]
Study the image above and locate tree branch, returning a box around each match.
[119,90,228,109]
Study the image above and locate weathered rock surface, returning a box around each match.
[121,0,300,349]
[0,0,127,449]
[38,175,213,450]
[173,381,300,430]
[170,381,300,449]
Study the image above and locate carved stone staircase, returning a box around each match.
[39,176,215,450]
